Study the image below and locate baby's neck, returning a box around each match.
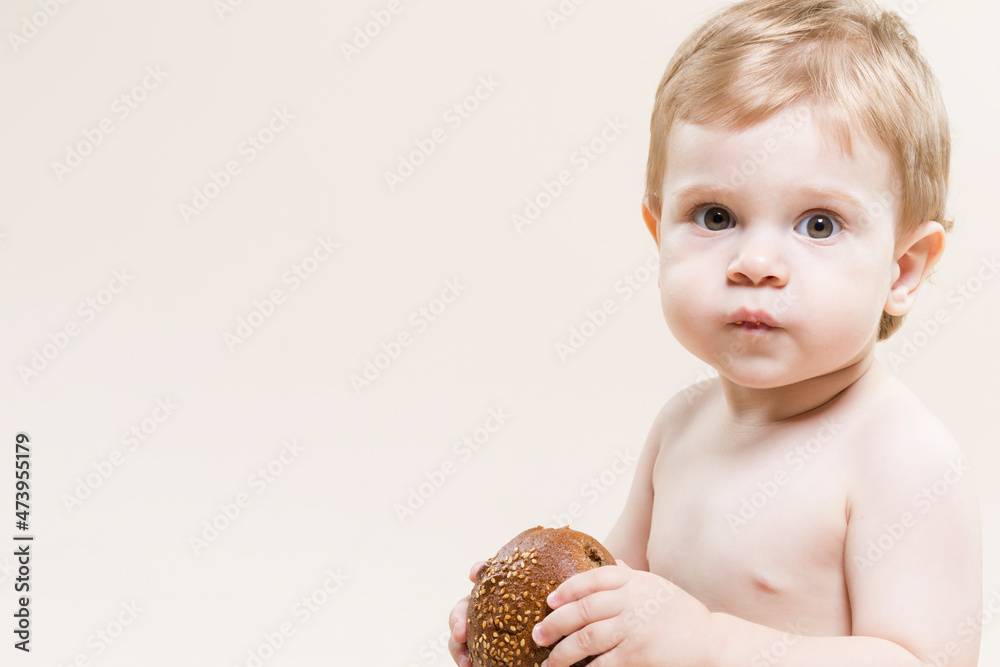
[718,354,883,427]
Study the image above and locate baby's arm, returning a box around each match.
[602,396,680,568]
[709,425,982,667]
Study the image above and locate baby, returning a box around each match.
[449,0,983,665]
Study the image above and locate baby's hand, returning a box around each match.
[448,560,485,667]
[532,561,711,667]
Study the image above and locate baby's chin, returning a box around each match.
[713,354,873,393]
[716,370,794,391]
[709,358,817,391]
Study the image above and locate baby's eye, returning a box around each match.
[794,213,841,239]
[693,205,734,231]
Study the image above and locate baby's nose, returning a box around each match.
[726,234,788,287]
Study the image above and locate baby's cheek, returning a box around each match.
[659,264,705,310]
[659,284,711,352]
[837,266,891,323]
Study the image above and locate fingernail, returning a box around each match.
[532,624,543,644]
[459,656,471,667]
[546,591,557,606]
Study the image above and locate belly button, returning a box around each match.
[752,571,779,594]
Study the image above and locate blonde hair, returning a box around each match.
[644,0,951,340]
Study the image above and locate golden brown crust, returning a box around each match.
[466,526,616,667]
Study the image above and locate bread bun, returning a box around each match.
[466,525,616,667]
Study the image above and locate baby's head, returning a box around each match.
[643,0,951,341]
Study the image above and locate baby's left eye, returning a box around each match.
[794,213,841,239]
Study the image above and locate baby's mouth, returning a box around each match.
[733,321,774,330]
[728,309,780,329]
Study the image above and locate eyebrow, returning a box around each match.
[669,182,869,213]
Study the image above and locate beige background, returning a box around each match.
[0,0,996,665]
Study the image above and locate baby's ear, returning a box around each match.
[642,195,660,245]
[884,220,946,317]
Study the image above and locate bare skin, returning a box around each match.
[451,359,981,667]
[449,104,982,666]
[605,357,981,642]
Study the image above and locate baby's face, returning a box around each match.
[655,103,900,387]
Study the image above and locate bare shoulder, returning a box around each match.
[634,376,718,482]
[843,367,975,511]
[851,370,965,457]
[651,375,719,446]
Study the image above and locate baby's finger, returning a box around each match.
[532,590,621,647]
[448,634,471,667]
[541,617,624,667]
[448,596,470,642]
[548,564,631,608]
[468,560,486,583]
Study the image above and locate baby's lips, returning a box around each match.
[728,307,780,328]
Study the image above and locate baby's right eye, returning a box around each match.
[693,205,734,231]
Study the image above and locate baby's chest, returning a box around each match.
[646,439,852,629]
